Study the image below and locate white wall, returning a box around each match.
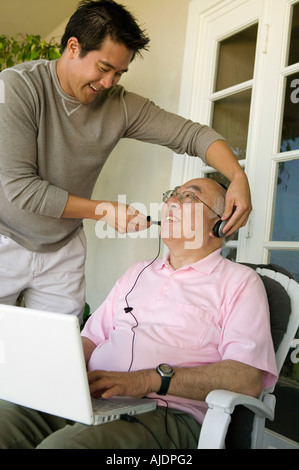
[0,0,76,37]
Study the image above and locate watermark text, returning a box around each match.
[290,79,299,104]
[94,195,206,250]
[291,339,299,364]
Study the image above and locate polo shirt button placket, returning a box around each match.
[160,277,170,295]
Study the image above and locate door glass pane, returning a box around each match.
[288,2,299,66]
[269,250,299,282]
[215,23,258,91]
[212,89,252,160]
[281,73,299,152]
[272,160,299,242]
[205,171,230,189]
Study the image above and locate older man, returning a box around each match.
[0,178,276,449]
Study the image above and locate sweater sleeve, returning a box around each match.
[122,90,226,164]
[0,68,68,218]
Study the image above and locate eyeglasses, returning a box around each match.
[162,189,221,218]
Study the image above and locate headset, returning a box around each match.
[124,209,230,352]
[212,219,228,238]
[212,204,236,238]
[147,215,161,226]
[148,181,233,239]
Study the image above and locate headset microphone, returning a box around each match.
[147,216,161,226]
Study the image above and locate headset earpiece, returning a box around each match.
[213,219,227,238]
[213,206,236,238]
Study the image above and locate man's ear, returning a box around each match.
[67,37,81,59]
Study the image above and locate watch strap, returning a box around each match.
[156,364,174,396]
[157,375,171,395]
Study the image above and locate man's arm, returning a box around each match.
[167,360,262,400]
[87,360,262,401]
[62,194,149,233]
[82,336,97,365]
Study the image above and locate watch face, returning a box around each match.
[160,364,173,374]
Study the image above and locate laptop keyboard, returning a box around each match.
[91,396,138,411]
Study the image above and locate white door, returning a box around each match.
[250,0,299,277]
[171,0,299,447]
[171,0,299,275]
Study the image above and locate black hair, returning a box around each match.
[61,0,150,60]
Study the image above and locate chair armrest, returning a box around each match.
[205,389,275,420]
[198,390,275,449]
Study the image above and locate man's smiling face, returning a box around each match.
[59,36,133,104]
[161,178,224,250]
[160,182,204,247]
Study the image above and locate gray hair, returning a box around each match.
[210,193,226,219]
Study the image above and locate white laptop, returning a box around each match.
[0,304,156,425]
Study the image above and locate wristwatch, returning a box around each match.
[156,364,174,395]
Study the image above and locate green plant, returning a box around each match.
[81,303,91,330]
[0,34,61,71]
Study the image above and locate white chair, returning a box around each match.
[197,266,299,449]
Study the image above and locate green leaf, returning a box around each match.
[6,56,14,68]
[0,34,61,69]
[30,51,40,60]
[49,48,61,60]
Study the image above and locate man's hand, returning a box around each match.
[88,369,158,399]
[221,174,252,236]
[95,202,150,234]
[62,194,150,234]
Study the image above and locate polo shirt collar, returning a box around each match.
[155,248,223,275]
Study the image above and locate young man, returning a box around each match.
[0,178,277,449]
[0,1,251,318]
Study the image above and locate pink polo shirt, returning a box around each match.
[82,249,277,424]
